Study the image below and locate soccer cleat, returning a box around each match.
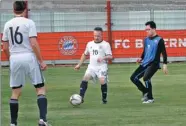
[10,124,17,126]
[141,92,148,102]
[142,99,154,104]
[81,99,84,103]
[38,119,51,126]
[102,99,107,104]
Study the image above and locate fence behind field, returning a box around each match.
[1,0,186,66]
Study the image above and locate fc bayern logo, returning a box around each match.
[58,36,78,55]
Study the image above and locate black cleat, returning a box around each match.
[81,99,84,103]
[102,99,107,104]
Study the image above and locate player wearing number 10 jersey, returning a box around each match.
[2,1,49,126]
[74,27,113,104]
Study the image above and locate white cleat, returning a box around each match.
[10,124,17,126]
[38,119,51,126]
[142,99,154,104]
[141,93,148,102]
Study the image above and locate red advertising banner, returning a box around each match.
[1,30,186,61]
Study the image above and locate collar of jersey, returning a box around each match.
[149,35,158,40]
[94,40,103,44]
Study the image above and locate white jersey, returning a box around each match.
[84,40,112,67]
[2,17,37,55]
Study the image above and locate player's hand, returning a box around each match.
[136,58,142,63]
[163,64,168,74]
[97,57,104,63]
[74,64,81,70]
[40,62,47,71]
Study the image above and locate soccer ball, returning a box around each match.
[69,94,82,106]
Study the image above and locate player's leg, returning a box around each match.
[29,57,48,126]
[10,87,22,126]
[35,84,48,126]
[98,68,108,104]
[130,65,148,95]
[9,58,25,126]
[79,68,95,102]
[143,64,159,103]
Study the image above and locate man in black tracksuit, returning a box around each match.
[130,21,168,103]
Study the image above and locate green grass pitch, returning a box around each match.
[2,63,186,126]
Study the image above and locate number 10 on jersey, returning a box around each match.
[93,49,98,55]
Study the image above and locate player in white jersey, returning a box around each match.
[2,1,49,126]
[74,27,112,104]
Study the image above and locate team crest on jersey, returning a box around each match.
[58,36,78,55]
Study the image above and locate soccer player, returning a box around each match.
[74,27,112,104]
[130,21,168,104]
[2,1,49,126]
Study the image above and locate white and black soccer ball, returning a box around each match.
[69,94,82,106]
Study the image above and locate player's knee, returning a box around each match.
[130,75,135,82]
[83,75,91,81]
[11,88,22,99]
[35,85,46,96]
[99,77,106,85]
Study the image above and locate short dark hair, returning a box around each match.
[145,21,156,29]
[94,27,103,32]
[13,1,26,14]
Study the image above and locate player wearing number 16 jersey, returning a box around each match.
[2,1,49,126]
[74,27,113,104]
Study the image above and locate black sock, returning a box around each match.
[145,80,153,99]
[37,95,47,122]
[101,84,107,100]
[10,99,18,125]
[79,81,88,98]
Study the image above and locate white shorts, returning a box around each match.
[84,65,108,83]
[9,53,45,88]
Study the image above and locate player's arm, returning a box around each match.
[104,43,112,59]
[159,38,168,74]
[2,23,10,58]
[2,42,10,58]
[137,40,145,63]
[103,54,112,60]
[29,20,47,70]
[104,43,113,60]
[98,43,113,63]
[141,50,145,60]
[30,37,43,63]
[74,44,89,70]
[78,53,87,66]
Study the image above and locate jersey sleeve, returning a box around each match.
[2,23,9,42]
[29,20,37,37]
[141,39,145,59]
[84,43,89,55]
[159,38,168,64]
[105,43,112,55]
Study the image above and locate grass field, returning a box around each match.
[2,63,186,126]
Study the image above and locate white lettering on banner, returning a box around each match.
[114,38,186,48]
[135,39,143,48]
[178,38,186,47]
[170,38,177,48]
[114,39,130,48]
[114,40,122,48]
[163,38,169,48]
[122,39,130,48]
